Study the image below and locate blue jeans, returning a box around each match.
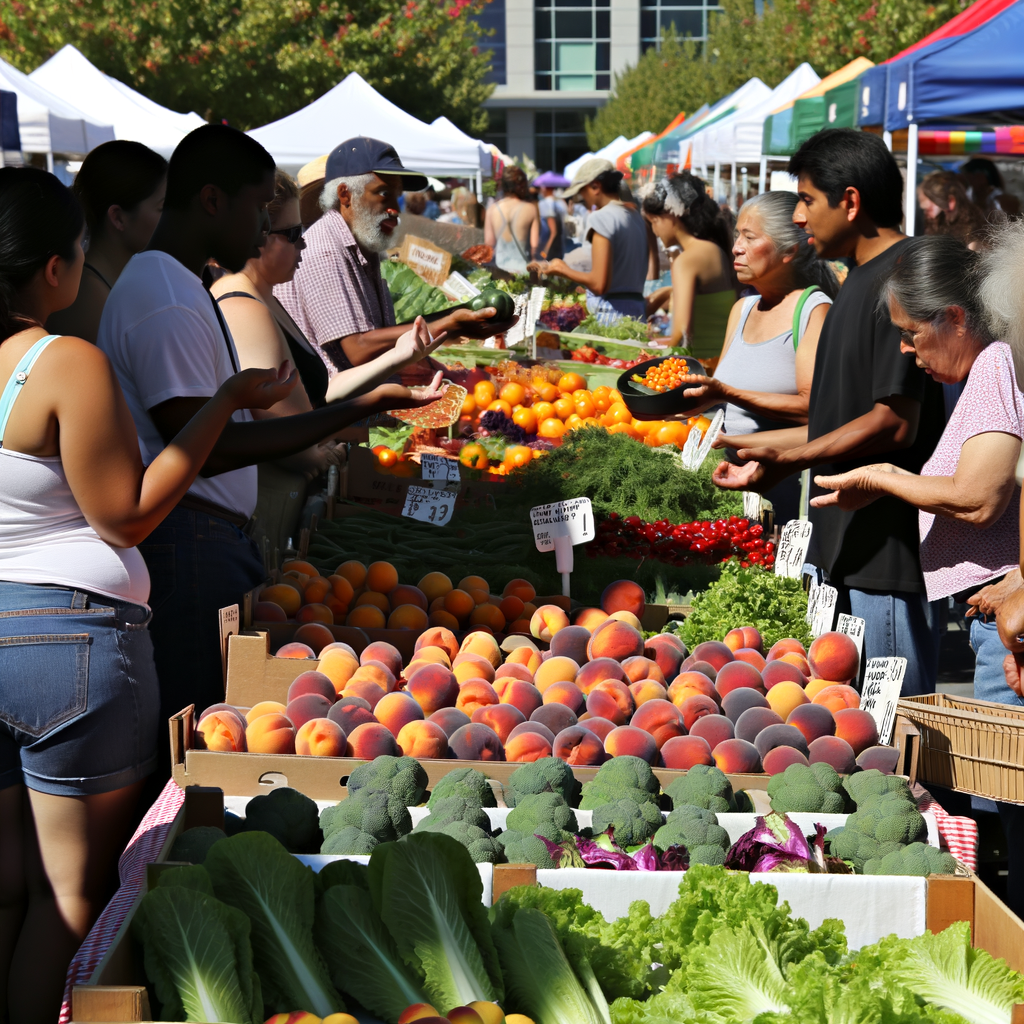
[970,615,1024,706]
[138,507,265,775]
[838,586,939,697]
[0,582,158,795]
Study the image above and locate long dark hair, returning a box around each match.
[72,140,167,236]
[640,171,733,254]
[0,167,84,340]
[919,171,988,246]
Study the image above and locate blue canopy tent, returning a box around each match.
[0,90,19,152]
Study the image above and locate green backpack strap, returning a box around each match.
[791,285,820,350]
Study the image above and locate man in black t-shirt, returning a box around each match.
[714,130,945,696]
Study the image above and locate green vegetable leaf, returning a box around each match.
[203,831,343,1018]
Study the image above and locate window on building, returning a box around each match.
[640,0,723,53]
[483,109,508,155]
[534,109,595,173]
[534,0,610,92]
[477,0,506,86]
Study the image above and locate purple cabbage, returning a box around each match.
[540,831,690,871]
[725,812,823,873]
[478,410,536,444]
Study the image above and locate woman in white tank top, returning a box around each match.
[0,166,297,1024]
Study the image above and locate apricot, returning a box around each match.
[754,723,809,759]
[296,602,334,626]
[458,574,490,594]
[282,558,318,577]
[195,710,246,752]
[355,590,391,613]
[472,703,526,744]
[644,637,686,680]
[416,626,460,662]
[260,583,303,617]
[808,734,857,773]
[265,1012,327,1024]
[668,671,718,706]
[733,648,767,671]
[346,605,387,629]
[505,730,554,762]
[575,607,609,631]
[503,578,537,602]
[778,652,812,676]
[245,700,287,724]
[534,656,580,693]
[630,679,668,707]
[254,600,288,622]
[762,660,807,690]
[469,604,506,632]
[715,660,766,698]
[762,745,810,775]
[429,609,462,632]
[531,702,578,736]
[505,645,543,675]
[296,717,346,756]
[499,595,526,625]
[808,631,860,683]
[712,737,762,773]
[467,1002,505,1024]
[692,640,734,672]
[397,719,449,759]
[276,641,316,659]
[388,604,429,631]
[576,716,617,743]
[327,574,355,605]
[387,584,427,612]
[494,662,535,684]
[576,657,627,694]
[428,707,472,737]
[530,604,571,642]
[453,653,496,685]
[833,707,878,756]
[376,692,425,737]
[498,679,544,719]
[689,713,734,751]
[360,641,403,678]
[721,687,770,723]
[856,745,900,774]
[288,671,337,704]
[444,589,475,622]
[398,1008,440,1024]
[459,630,502,668]
[549,625,591,664]
[418,572,453,602]
[724,626,763,653]
[449,723,505,761]
[765,680,810,721]
[586,619,645,662]
[447,1006,485,1024]
[621,656,666,686]
[601,579,646,618]
[406,664,460,715]
[456,679,500,717]
[786,702,836,744]
[661,734,714,769]
[347,721,399,759]
[342,678,386,711]
[415,646,455,669]
[680,657,719,681]
[246,713,295,754]
[605,725,657,763]
[735,706,784,744]
[508,721,555,746]
[811,684,860,713]
[293,622,335,654]
[680,693,720,731]
[543,680,585,714]
[328,697,376,734]
[552,725,606,766]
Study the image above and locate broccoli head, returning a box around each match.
[665,764,736,813]
[767,763,848,815]
[498,829,568,868]
[427,767,497,808]
[346,754,428,806]
[653,805,730,865]
[843,769,913,809]
[579,756,660,810]
[863,842,957,877]
[168,826,227,864]
[243,787,320,853]
[591,798,664,847]
[320,789,412,844]
[320,826,379,855]
[505,757,581,808]
[432,820,504,863]
[825,827,903,869]
[505,792,577,841]
[845,796,926,846]
[413,796,492,834]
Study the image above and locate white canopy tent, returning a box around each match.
[30,45,204,159]
[429,116,492,174]
[248,73,485,180]
[0,55,113,160]
[562,131,653,181]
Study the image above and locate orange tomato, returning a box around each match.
[571,388,591,401]
[533,401,555,422]
[459,443,490,469]
[533,380,559,402]
[632,419,658,436]
[513,406,538,433]
[607,422,641,439]
[460,394,477,416]
[575,396,596,418]
[606,402,632,425]
[538,417,566,439]
[500,381,526,406]
[591,385,613,412]
[376,447,398,467]
[558,372,586,394]
[583,416,602,427]
[504,445,534,468]
[487,399,513,417]
[553,396,575,420]
[564,413,584,431]
[473,380,496,406]
[609,389,624,404]
[692,414,713,434]
[653,422,688,448]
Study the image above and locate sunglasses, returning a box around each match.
[268,224,304,245]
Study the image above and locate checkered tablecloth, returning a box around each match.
[59,780,185,1024]
[916,785,980,871]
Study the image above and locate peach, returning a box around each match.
[549,625,592,664]
[286,693,333,729]
[495,662,534,684]
[375,692,425,737]
[575,607,609,631]
[765,680,810,721]
[857,745,900,774]
[721,687,770,723]
[713,737,762,773]
[428,707,472,737]
[679,657,719,681]
[753,723,809,759]
[396,719,449,759]
[576,657,627,694]
[605,724,657,763]
[531,702,578,736]
[505,644,543,674]
[629,699,685,747]
[668,671,717,705]
[735,706,784,744]
[762,745,810,774]
[808,734,857,773]
[499,679,544,719]
[601,579,646,618]
[621,656,666,686]
[714,660,765,698]
[406,663,460,715]
[534,656,580,693]
[576,715,616,741]
[467,1003,505,1024]
[592,678,634,719]
[346,721,399,759]
[786,702,836,744]
[779,652,812,676]
[804,677,834,700]
[508,720,555,746]
[662,734,714,769]
[254,600,288,622]
[585,687,626,726]
[389,584,428,611]
[328,697,376,734]
[245,700,287,723]
[296,603,334,626]
[689,713,734,751]
[552,725,606,765]
[415,626,460,662]
[195,710,246,752]
[586,618,645,662]
[472,703,525,744]
[608,609,643,630]
[811,684,860,713]
[530,604,571,642]
[293,621,335,654]
[630,679,668,707]
[287,671,337,704]
[724,626,763,653]
[429,608,461,631]
[296,717,346,756]
[733,648,767,671]
[645,637,686,680]
[276,641,316,659]
[543,680,585,714]
[266,1012,332,1024]
[355,591,390,613]
[505,730,554,762]
[767,638,807,661]
[260,583,303,617]
[453,653,496,685]
[500,595,526,624]
[355,661,398,692]
[409,649,453,674]
[459,630,502,669]
[692,641,734,672]
[456,679,500,717]
[342,678,386,711]
[808,631,860,683]
[502,577,537,602]
[449,723,505,761]
[360,641,403,678]
[317,649,360,693]
[397,1006,440,1024]
[762,660,808,690]
[833,707,878,756]
[680,694,720,731]
[198,702,246,728]
[246,713,295,754]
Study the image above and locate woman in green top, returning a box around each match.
[639,172,737,358]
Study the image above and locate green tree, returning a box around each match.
[0,0,496,133]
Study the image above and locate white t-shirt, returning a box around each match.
[97,251,257,517]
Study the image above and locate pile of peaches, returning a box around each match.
[198,577,884,775]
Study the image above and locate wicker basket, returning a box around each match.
[896,693,1024,804]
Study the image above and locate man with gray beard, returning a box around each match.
[276,136,498,375]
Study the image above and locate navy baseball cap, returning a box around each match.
[325,137,428,191]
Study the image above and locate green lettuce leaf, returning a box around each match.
[133,885,262,1024]
[203,831,343,1018]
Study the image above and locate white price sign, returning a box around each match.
[860,656,907,745]
[530,497,595,552]
[836,613,866,661]
[743,491,761,521]
[402,485,456,526]
[806,582,838,637]
[420,453,461,483]
[681,407,725,471]
[774,519,813,579]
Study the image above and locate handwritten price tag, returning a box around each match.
[861,657,907,745]
[743,492,761,520]
[402,485,455,526]
[774,519,813,579]
[807,582,838,637]
[530,497,595,552]
[836,613,866,661]
[420,454,461,483]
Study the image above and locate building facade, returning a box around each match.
[480,0,722,174]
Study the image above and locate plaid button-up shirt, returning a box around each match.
[275,210,396,375]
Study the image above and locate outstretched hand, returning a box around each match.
[227,359,298,410]
[393,316,448,366]
[373,371,446,410]
[711,459,764,490]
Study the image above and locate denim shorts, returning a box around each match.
[0,581,159,796]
